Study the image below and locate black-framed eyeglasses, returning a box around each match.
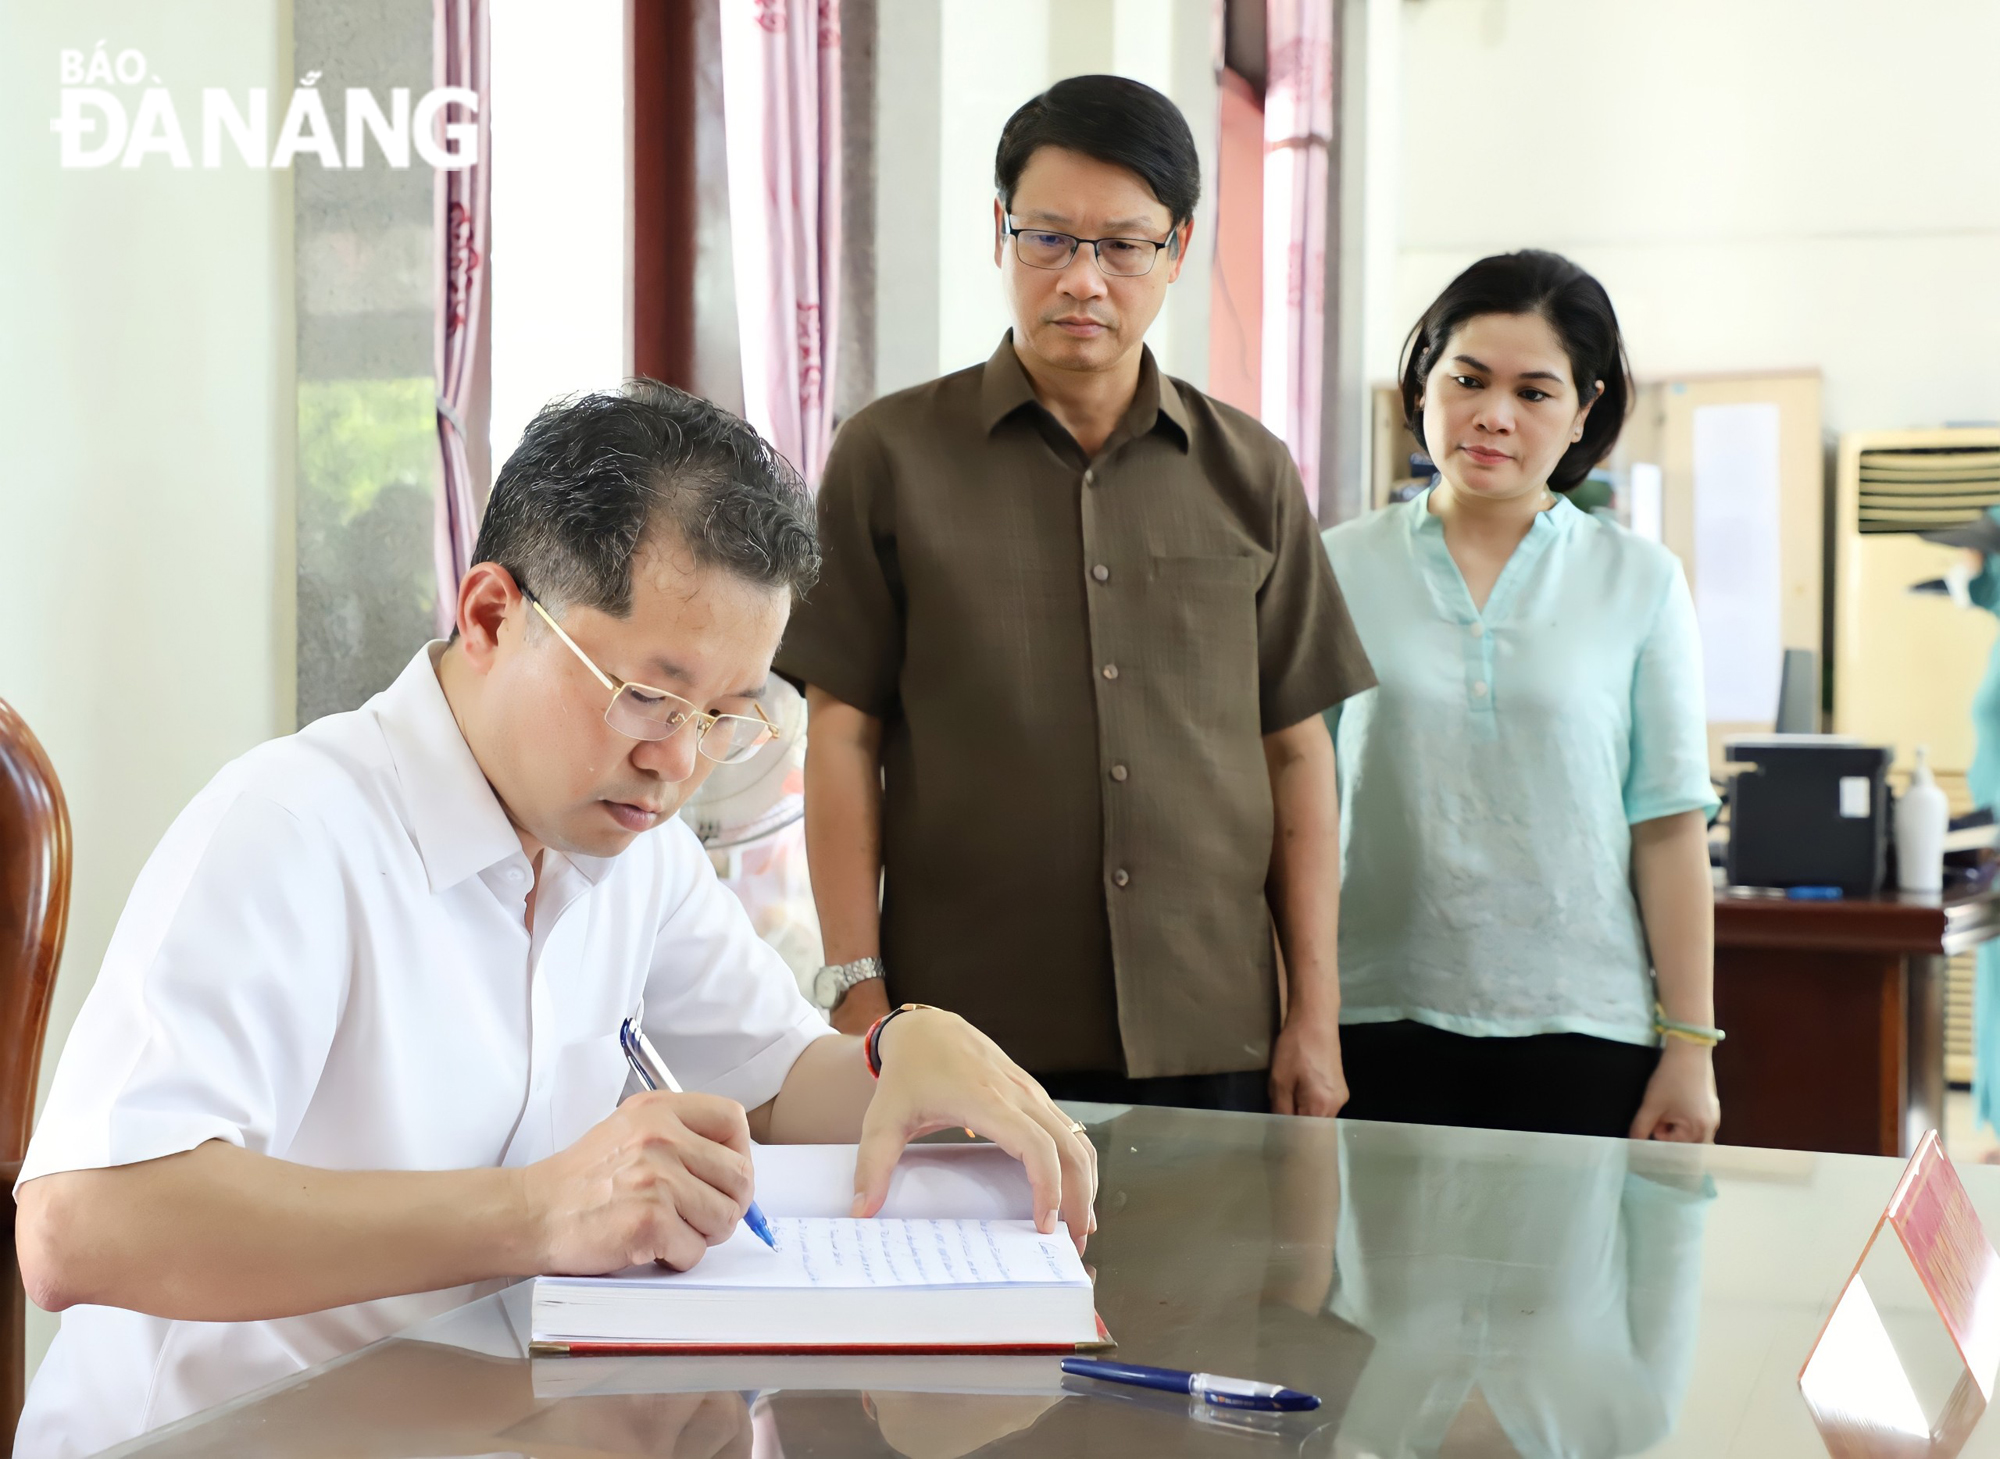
[1003,220,1173,278]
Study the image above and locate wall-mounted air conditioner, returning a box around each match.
[1832,427,2000,791]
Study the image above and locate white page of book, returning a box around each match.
[749,1142,1034,1221]
[567,1217,1085,1292]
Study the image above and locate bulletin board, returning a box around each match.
[1369,385,1426,511]
[1614,372,1825,774]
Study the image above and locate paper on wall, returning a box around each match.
[1628,462,1664,542]
[1692,403,1784,722]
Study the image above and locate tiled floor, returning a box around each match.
[1945,1085,2000,1161]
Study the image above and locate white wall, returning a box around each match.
[1328,0,1403,517]
[1383,0,2000,439]
[487,0,628,470]
[0,1,294,1376]
[878,0,1219,396]
[934,0,1054,379]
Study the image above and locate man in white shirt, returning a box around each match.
[12,383,1098,1456]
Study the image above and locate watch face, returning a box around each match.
[811,966,838,1008]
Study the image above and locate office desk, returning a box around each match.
[1715,881,2000,1156]
[94,1103,2000,1458]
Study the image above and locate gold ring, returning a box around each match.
[1067,1120,1087,1135]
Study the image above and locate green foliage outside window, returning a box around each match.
[297,378,440,725]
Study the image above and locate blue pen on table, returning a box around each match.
[1060,1358,1320,1413]
[618,1008,779,1250]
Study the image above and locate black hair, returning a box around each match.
[994,75,1201,241]
[1399,250,1632,492]
[471,380,819,616]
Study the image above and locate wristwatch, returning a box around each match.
[812,956,884,1012]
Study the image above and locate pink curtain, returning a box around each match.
[432,0,491,633]
[1207,65,1264,419]
[1260,0,1334,513]
[719,0,841,486]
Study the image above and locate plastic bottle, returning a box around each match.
[1896,745,1950,893]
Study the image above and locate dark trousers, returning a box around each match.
[1033,1068,1270,1114]
[1339,1020,1659,1138]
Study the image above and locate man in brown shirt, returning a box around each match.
[776,75,1374,1114]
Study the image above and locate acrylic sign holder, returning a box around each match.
[1800,1130,2000,1458]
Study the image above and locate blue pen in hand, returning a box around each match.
[1061,1358,1320,1413]
[618,1007,778,1250]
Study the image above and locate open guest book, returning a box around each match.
[531,1143,1109,1355]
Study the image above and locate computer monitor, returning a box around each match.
[1775,648,1818,734]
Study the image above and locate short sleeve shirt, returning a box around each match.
[15,645,833,1457]
[1322,490,1719,1046]
[776,334,1374,1077]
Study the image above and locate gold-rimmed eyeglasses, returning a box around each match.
[526,593,778,764]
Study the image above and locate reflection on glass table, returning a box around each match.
[92,1104,2000,1458]
[1329,1121,1714,1457]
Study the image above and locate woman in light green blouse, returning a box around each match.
[1324,251,1721,1142]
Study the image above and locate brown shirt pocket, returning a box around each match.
[1140,554,1264,743]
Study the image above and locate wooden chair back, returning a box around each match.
[0,698,71,1443]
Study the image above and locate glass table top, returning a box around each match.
[95,1103,2000,1458]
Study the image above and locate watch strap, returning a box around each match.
[816,956,884,1007]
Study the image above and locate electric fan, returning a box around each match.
[679,677,807,850]
[677,678,823,1001]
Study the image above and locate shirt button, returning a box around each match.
[1469,622,1486,638]
[1083,469,1096,488]
[1102,664,1119,681]
[1472,681,1490,698]
[1113,868,1131,888]
[1110,764,1128,782]
[1092,564,1110,583]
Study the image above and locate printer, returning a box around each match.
[1723,736,1893,896]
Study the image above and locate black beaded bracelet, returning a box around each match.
[864,1003,930,1078]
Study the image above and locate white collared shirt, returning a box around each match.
[15,645,834,1456]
